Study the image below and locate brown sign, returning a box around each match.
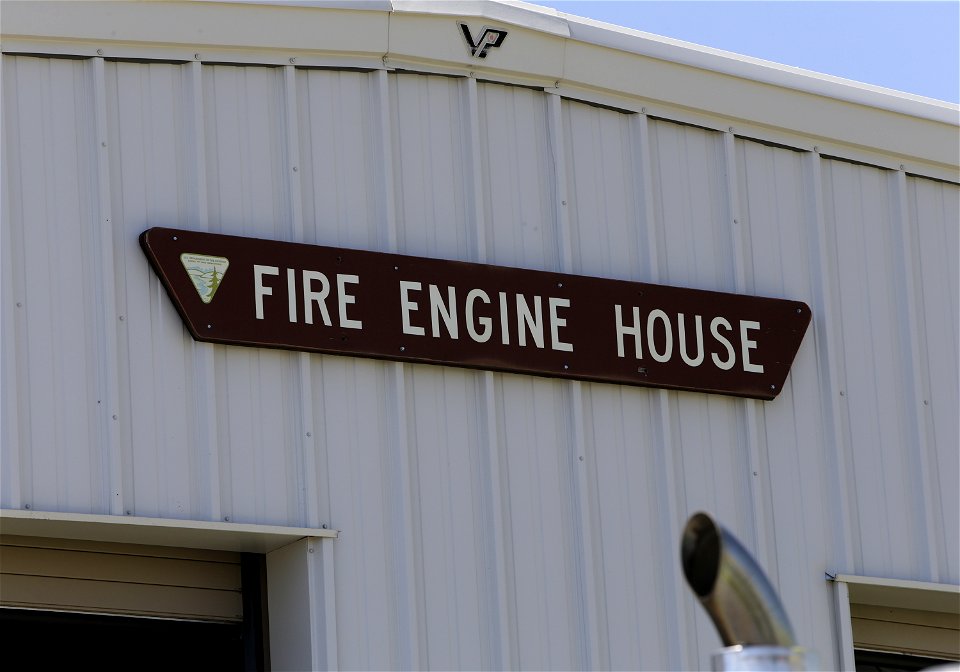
[140,227,811,400]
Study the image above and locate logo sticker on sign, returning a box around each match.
[180,253,229,304]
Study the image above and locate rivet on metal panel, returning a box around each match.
[769,384,776,390]
[579,456,584,462]
[173,236,178,241]
[101,141,107,148]
[753,471,758,476]
[813,146,820,153]
[923,400,929,405]
[97,49,103,56]
[119,315,124,321]
[733,219,739,224]
[641,107,647,114]
[796,308,802,314]
[289,57,296,64]
[24,504,30,510]
[728,127,734,133]
[336,256,343,263]
[557,282,563,288]
[207,324,212,329]
[322,523,328,529]
[306,431,312,437]
[194,53,200,60]
[224,516,230,522]
[400,346,405,352]
[126,510,132,515]
[393,266,399,271]
[469,71,475,78]
[637,367,647,375]
[561,200,567,205]
[16,302,22,308]
[839,390,845,396]
[554,80,560,88]
[900,164,905,171]
[563,364,569,370]
[309,547,314,553]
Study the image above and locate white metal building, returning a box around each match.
[1,2,958,670]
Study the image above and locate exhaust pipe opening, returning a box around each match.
[682,512,721,598]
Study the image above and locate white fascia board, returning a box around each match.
[229,0,393,9]
[0,1,390,57]
[389,1,957,170]
[560,39,958,171]
[392,0,570,37]
[560,13,958,126]
[0,508,337,554]
[407,0,957,123]
[2,0,957,172]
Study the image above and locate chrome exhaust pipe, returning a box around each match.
[681,512,818,671]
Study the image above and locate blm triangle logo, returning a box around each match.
[180,253,229,304]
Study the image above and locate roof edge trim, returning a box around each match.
[0,508,338,554]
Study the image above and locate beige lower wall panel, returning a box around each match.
[0,545,240,590]
[852,603,960,629]
[0,574,243,621]
[852,604,960,660]
[0,538,243,622]
[0,534,241,563]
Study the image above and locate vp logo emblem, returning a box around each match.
[458,23,508,59]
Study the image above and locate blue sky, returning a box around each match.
[528,1,960,103]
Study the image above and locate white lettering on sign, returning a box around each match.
[287,268,298,323]
[711,317,736,370]
[337,274,362,329]
[254,265,279,320]
[430,285,459,339]
[614,306,764,374]
[647,309,673,363]
[614,304,643,359]
[498,292,510,345]
[250,262,765,374]
[254,265,362,329]
[516,295,544,348]
[678,313,704,367]
[400,281,425,336]
[549,297,573,353]
[398,282,573,352]
[303,271,332,326]
[740,320,763,373]
[465,289,492,343]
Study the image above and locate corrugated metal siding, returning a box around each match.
[3,54,958,670]
[908,176,960,585]
[2,56,107,513]
[106,60,214,522]
[733,139,840,659]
